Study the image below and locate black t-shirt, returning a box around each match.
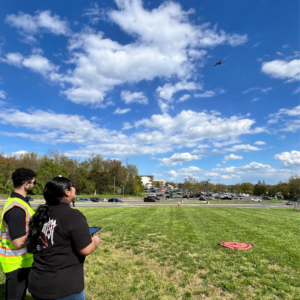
[28,203,92,299]
[4,192,31,240]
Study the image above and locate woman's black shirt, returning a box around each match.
[28,202,92,299]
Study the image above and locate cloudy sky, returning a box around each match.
[0,0,299,184]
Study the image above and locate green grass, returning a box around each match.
[0,207,299,299]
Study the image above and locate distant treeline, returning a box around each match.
[0,150,143,196]
[179,175,300,200]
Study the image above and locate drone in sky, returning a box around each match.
[69,131,75,134]
[214,59,222,66]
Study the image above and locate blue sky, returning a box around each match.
[0,0,299,184]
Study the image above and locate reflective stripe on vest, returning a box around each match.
[0,246,27,257]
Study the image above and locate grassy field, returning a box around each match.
[0,207,299,299]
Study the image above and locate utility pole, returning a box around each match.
[114,177,115,200]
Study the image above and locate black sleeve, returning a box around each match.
[69,211,92,250]
[4,207,27,240]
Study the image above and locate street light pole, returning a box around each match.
[114,177,115,200]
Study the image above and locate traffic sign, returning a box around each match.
[136,185,140,192]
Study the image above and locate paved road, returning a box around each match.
[3,202,289,209]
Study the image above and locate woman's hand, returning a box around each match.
[92,235,101,247]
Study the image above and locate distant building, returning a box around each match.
[153,179,166,188]
[140,175,154,188]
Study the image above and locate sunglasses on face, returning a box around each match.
[70,183,75,188]
[25,180,36,186]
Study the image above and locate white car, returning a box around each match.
[251,198,262,202]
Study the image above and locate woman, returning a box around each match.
[26,177,100,300]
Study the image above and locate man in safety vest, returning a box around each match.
[0,168,36,300]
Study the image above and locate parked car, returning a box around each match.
[77,198,92,202]
[90,197,103,202]
[199,196,206,200]
[234,197,243,200]
[251,198,262,202]
[262,196,272,200]
[108,198,123,203]
[26,196,34,201]
[286,201,293,205]
[214,196,220,199]
[221,196,233,200]
[183,195,190,198]
[144,196,160,202]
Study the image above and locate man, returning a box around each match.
[0,168,36,300]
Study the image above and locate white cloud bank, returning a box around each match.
[3,1,248,107]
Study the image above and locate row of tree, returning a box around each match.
[1,151,299,200]
[0,150,144,196]
[180,176,300,200]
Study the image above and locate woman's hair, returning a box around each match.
[26,177,72,253]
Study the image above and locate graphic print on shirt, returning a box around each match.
[37,218,57,250]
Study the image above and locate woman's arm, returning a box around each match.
[77,235,101,256]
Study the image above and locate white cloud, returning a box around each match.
[168,170,178,177]
[242,87,273,94]
[1,52,58,76]
[194,89,225,98]
[159,152,200,166]
[157,99,171,113]
[178,94,191,102]
[5,11,70,38]
[216,164,221,166]
[282,44,289,49]
[12,150,29,156]
[212,138,240,148]
[122,122,133,130]
[0,90,6,99]
[254,141,266,145]
[222,161,226,163]
[135,110,264,147]
[23,54,58,75]
[274,151,300,166]
[252,98,259,102]
[82,3,104,24]
[2,52,24,66]
[293,87,300,94]
[261,59,300,82]
[157,81,201,101]
[224,154,243,160]
[253,42,261,47]
[114,108,131,114]
[256,58,263,62]
[276,52,283,56]
[224,144,261,152]
[278,135,286,139]
[121,91,148,104]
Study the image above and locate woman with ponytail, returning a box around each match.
[26,177,100,300]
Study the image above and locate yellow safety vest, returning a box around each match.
[0,197,35,273]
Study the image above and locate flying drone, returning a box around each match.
[214,59,222,66]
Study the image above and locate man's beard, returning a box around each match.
[26,187,34,194]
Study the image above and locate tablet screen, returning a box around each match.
[89,227,102,235]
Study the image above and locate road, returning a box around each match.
[0,201,289,209]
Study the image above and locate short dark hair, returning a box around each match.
[12,168,37,188]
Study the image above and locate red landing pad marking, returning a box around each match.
[219,241,253,250]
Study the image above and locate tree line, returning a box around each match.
[0,150,144,196]
[178,175,300,200]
